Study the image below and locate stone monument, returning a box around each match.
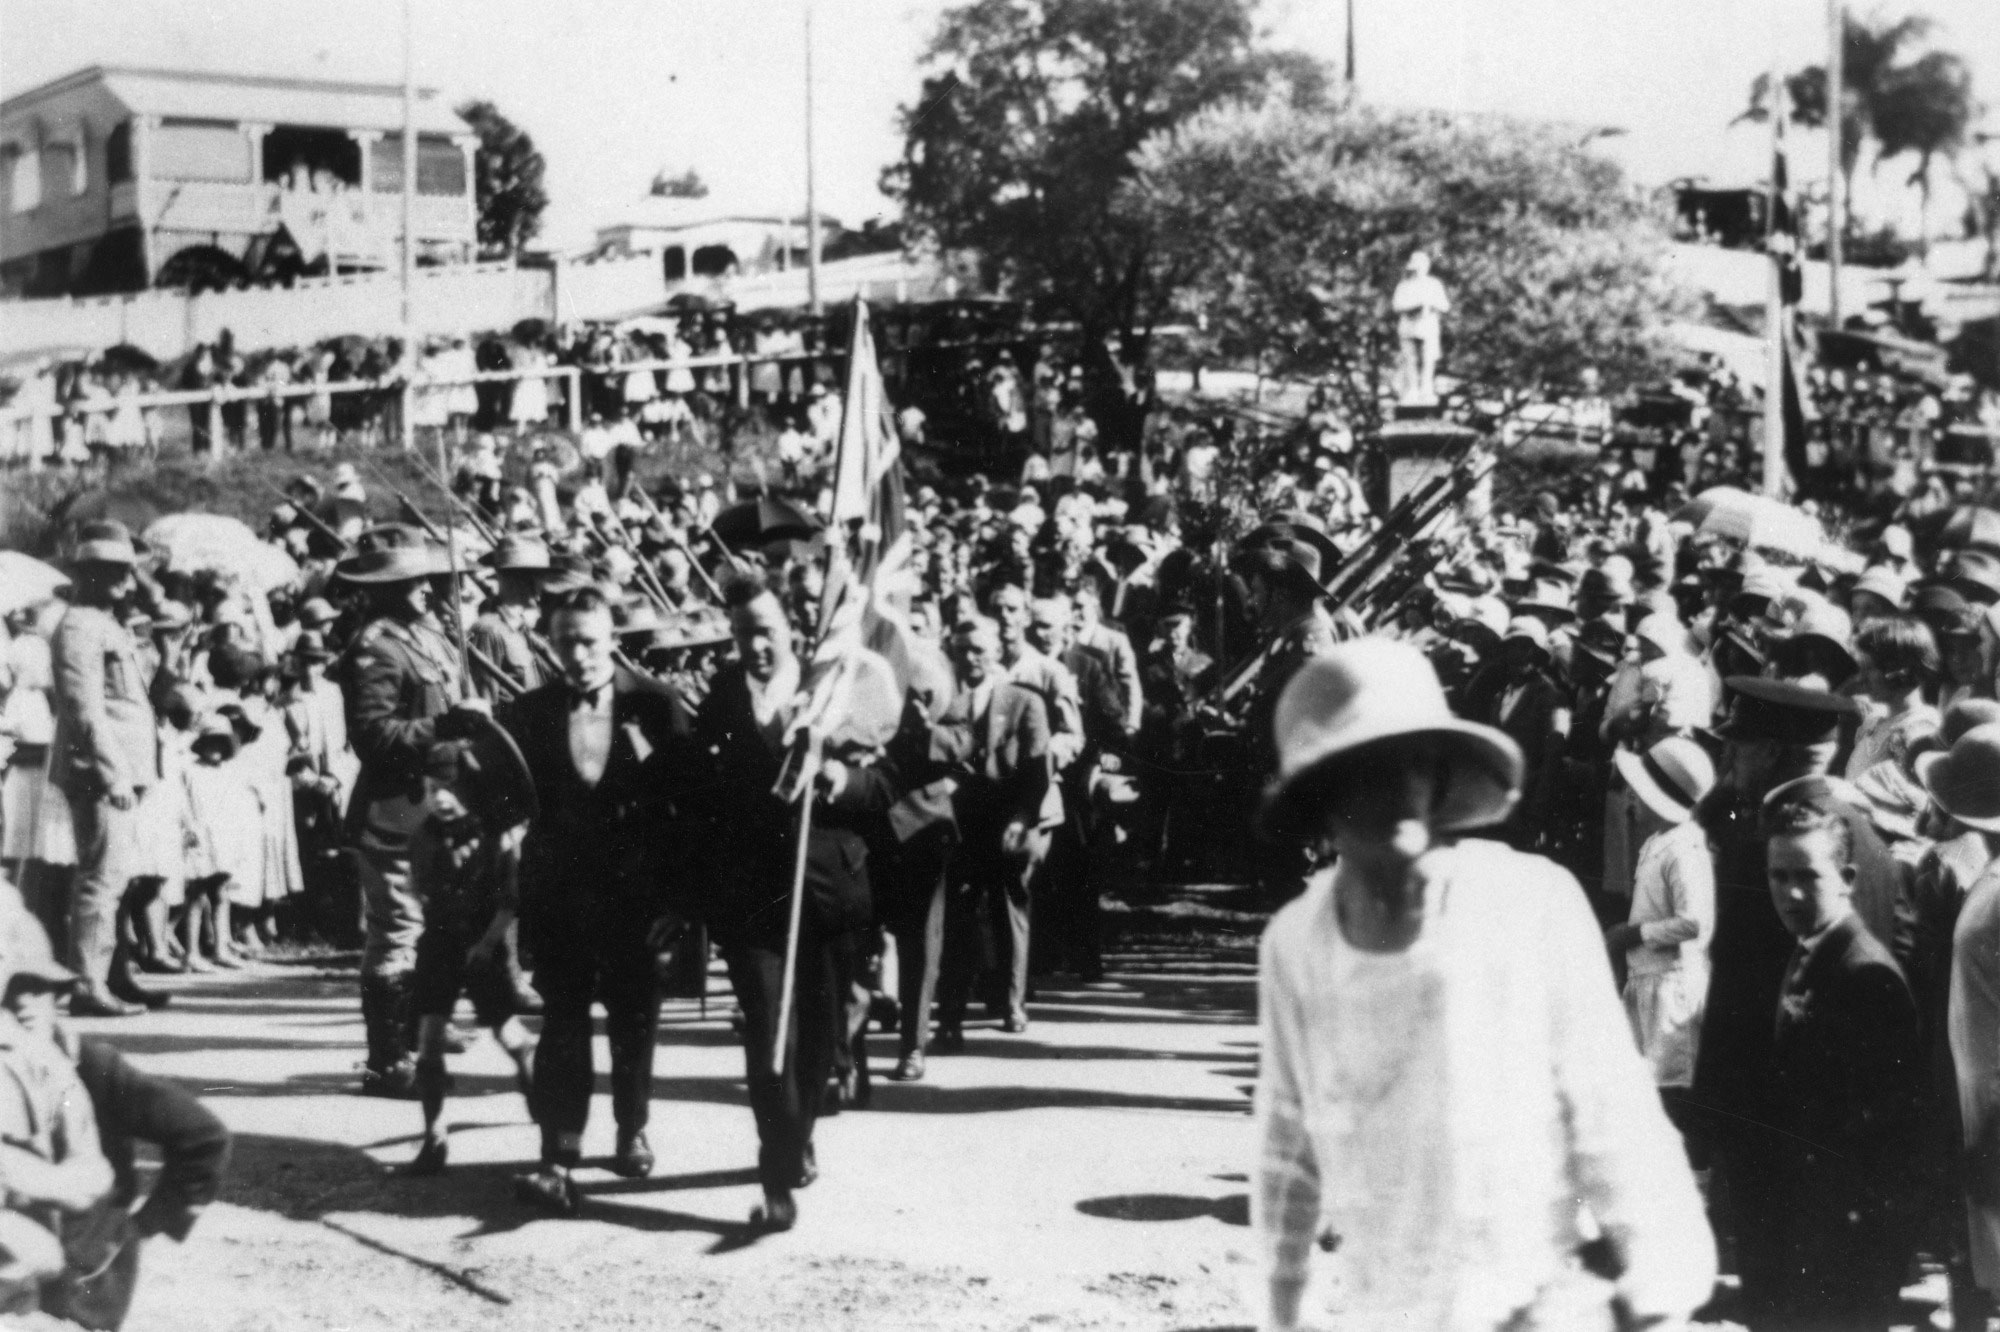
[1391,250,1450,407]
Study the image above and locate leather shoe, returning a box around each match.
[795,1142,818,1190]
[513,1166,580,1216]
[748,1190,797,1234]
[932,1026,965,1054]
[890,1051,926,1082]
[1002,1008,1029,1034]
[610,1130,654,1179]
[358,1061,419,1099]
[111,973,170,1011]
[69,990,145,1019]
[402,1135,448,1177]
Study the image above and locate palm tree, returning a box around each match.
[1872,50,1976,259]
[1735,12,1943,243]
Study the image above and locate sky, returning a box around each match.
[3,0,1996,251]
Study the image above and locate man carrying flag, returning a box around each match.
[676,300,921,1232]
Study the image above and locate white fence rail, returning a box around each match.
[1,252,960,362]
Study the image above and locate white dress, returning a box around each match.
[1951,865,2000,1291]
[1621,820,1715,1088]
[0,636,74,866]
[509,347,550,425]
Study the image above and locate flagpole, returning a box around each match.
[804,0,821,316]
[1827,0,1844,327]
[1762,34,1786,498]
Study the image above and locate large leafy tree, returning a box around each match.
[884,0,1325,450]
[1873,50,1976,256]
[457,99,549,260]
[1128,101,1692,438]
[650,167,710,199]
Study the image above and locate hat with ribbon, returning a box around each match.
[334,524,451,585]
[1241,538,1329,604]
[1948,548,2000,606]
[1615,735,1716,825]
[1918,722,2000,833]
[1511,577,1576,623]
[1260,638,1522,838]
[1849,566,1908,617]
[70,519,140,568]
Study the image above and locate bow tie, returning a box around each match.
[569,684,611,712]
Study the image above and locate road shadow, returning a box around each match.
[226,1131,759,1251]
[1076,1192,1249,1225]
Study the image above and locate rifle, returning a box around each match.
[362,460,447,544]
[262,481,349,552]
[408,451,502,545]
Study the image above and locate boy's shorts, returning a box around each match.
[411,924,514,1025]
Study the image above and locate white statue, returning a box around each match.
[1392,250,1451,406]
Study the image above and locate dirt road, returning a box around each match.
[86,892,1266,1332]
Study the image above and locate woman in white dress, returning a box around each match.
[509,343,551,431]
[0,614,76,900]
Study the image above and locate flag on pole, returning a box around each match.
[1762,86,1815,497]
[828,297,906,578]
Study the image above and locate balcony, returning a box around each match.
[144,179,471,245]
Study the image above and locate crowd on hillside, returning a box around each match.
[6,323,2000,1325]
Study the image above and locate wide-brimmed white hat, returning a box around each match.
[1615,735,1716,825]
[1918,722,2000,833]
[1260,638,1522,837]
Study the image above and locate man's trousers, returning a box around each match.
[64,789,142,997]
[723,923,846,1195]
[529,901,661,1165]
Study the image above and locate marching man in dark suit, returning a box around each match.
[1758,787,1922,1331]
[928,616,1051,1050]
[502,587,692,1215]
[681,573,903,1234]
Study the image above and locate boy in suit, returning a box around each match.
[1759,789,1922,1331]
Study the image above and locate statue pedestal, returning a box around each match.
[1378,418,1480,508]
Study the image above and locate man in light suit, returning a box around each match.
[930,617,1051,1047]
[49,522,158,1018]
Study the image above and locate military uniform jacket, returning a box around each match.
[340,613,461,838]
[466,608,547,702]
[50,604,160,796]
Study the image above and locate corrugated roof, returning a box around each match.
[4,66,468,137]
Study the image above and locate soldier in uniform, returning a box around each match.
[466,536,554,703]
[48,522,160,1018]
[335,525,486,1097]
[1234,533,1340,902]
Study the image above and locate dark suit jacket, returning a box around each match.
[930,682,1050,848]
[500,665,692,926]
[1062,643,1129,754]
[682,663,903,946]
[1770,914,1921,1180]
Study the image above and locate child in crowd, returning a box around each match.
[181,718,260,970]
[1848,612,1943,784]
[403,741,535,1176]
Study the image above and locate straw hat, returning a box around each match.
[1615,735,1716,825]
[1850,566,1908,615]
[1918,724,2000,833]
[1260,638,1522,837]
[1241,538,1330,604]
